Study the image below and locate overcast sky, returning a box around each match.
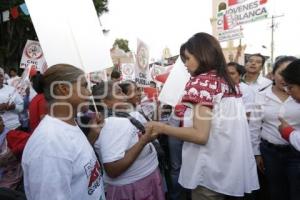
[101,0,300,60]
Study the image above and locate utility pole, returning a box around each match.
[270,14,284,65]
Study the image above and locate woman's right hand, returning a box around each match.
[255,155,265,173]
[145,121,165,134]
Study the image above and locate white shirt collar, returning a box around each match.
[264,86,294,104]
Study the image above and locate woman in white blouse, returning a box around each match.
[249,56,300,200]
[147,33,259,199]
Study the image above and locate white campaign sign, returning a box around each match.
[158,59,190,106]
[135,39,150,86]
[25,0,112,73]
[20,40,47,73]
[121,63,135,81]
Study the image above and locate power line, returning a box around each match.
[270,14,284,65]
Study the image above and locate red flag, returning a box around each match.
[143,87,158,99]
[155,72,170,83]
[10,6,19,19]
[223,15,229,30]
[228,0,248,6]
[228,0,238,6]
[260,0,268,4]
[29,67,37,78]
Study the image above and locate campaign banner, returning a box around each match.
[121,63,135,81]
[20,40,48,73]
[135,39,150,86]
[217,0,268,32]
[218,27,243,42]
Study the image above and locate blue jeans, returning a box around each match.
[260,140,300,200]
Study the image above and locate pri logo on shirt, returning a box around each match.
[84,159,102,195]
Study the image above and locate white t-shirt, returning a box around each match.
[22,115,105,200]
[7,76,20,86]
[239,82,255,113]
[0,84,23,130]
[94,116,158,186]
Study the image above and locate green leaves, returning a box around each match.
[113,39,130,53]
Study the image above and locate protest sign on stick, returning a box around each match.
[25,0,112,73]
[135,39,150,86]
[121,63,135,81]
[20,40,48,73]
[158,59,190,106]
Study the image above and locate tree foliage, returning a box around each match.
[0,0,109,70]
[94,0,109,16]
[113,38,130,53]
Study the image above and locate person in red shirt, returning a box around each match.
[29,73,47,133]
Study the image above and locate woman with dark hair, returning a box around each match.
[250,56,300,200]
[281,59,300,102]
[227,62,254,117]
[22,64,105,200]
[92,81,165,200]
[28,73,47,132]
[147,32,259,199]
[119,80,142,108]
[278,59,300,152]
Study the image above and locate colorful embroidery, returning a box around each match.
[182,71,241,106]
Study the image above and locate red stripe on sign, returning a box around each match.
[228,0,238,6]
